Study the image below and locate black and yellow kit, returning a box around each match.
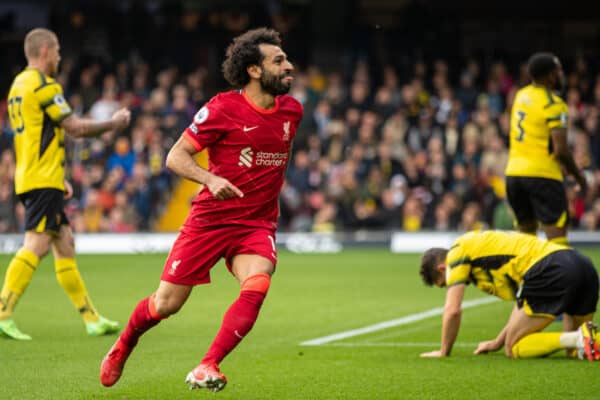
[504,84,569,226]
[446,231,598,317]
[7,68,73,232]
[7,68,72,194]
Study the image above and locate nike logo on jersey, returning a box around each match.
[243,125,259,132]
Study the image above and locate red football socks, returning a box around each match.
[201,274,270,364]
[119,295,164,347]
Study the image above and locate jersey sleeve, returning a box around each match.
[445,240,471,287]
[33,82,73,123]
[544,99,568,130]
[281,95,304,142]
[183,97,230,151]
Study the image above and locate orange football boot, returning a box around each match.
[578,321,600,361]
[185,363,227,392]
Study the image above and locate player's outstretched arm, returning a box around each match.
[165,136,243,200]
[61,108,131,139]
[474,303,517,355]
[420,283,465,358]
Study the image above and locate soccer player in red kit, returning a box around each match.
[100,28,303,392]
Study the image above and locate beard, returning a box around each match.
[260,69,292,96]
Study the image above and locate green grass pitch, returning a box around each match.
[1,248,599,399]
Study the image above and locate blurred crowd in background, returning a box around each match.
[1,1,600,234]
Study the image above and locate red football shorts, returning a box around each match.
[160,225,278,285]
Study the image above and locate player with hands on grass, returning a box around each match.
[419,230,599,361]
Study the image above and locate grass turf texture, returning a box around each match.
[0,249,599,399]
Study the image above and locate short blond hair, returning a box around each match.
[24,28,57,60]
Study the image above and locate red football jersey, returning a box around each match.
[182,90,303,229]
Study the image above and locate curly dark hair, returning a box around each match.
[420,247,448,286]
[222,27,282,88]
[528,52,559,81]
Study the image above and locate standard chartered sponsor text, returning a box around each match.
[255,151,288,167]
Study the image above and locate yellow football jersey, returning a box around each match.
[504,84,568,181]
[445,230,567,300]
[7,68,72,194]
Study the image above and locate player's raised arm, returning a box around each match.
[165,135,243,200]
[60,107,131,139]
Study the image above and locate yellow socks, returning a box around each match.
[0,249,40,320]
[511,332,567,358]
[54,258,99,323]
[1,253,101,324]
[549,236,569,246]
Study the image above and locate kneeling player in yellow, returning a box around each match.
[419,230,599,360]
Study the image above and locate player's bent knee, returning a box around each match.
[153,294,184,317]
[241,273,271,295]
[24,243,50,258]
[154,301,181,317]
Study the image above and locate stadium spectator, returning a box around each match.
[3,9,600,235]
[89,85,120,122]
[419,230,599,361]
[456,72,478,114]
[0,28,130,340]
[458,201,487,231]
[76,67,100,112]
[125,161,154,230]
[100,28,303,393]
[106,204,136,233]
[287,149,311,192]
[0,180,17,233]
[312,199,338,232]
[107,137,136,176]
[81,188,103,232]
[97,167,122,212]
[401,194,425,231]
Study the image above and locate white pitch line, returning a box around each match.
[324,342,480,348]
[300,297,499,346]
